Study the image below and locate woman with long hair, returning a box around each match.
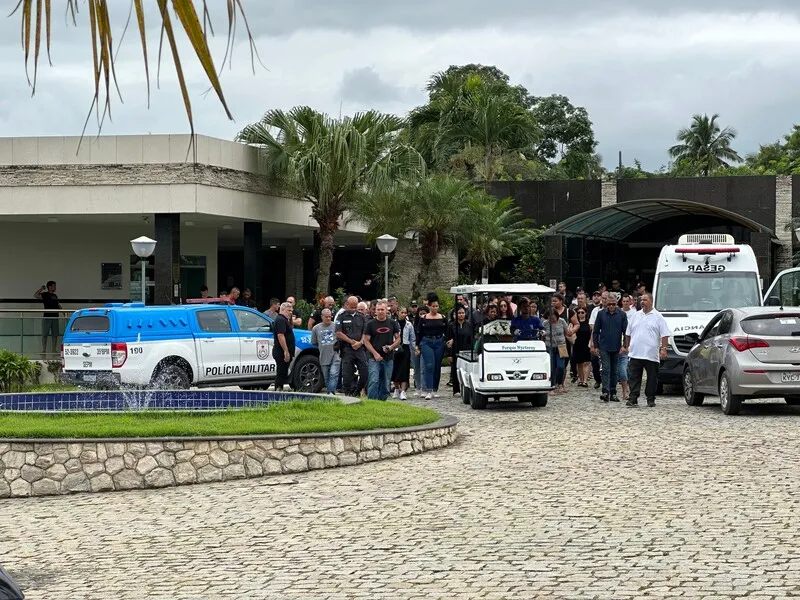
[416,293,447,399]
[446,306,472,397]
[497,298,514,320]
[570,307,592,387]
[543,309,569,395]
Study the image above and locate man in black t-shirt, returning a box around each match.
[308,296,335,329]
[272,302,296,390]
[363,301,400,400]
[34,280,61,356]
[335,296,368,396]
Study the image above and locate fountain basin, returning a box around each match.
[0,389,330,412]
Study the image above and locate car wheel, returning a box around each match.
[152,363,190,389]
[683,368,705,406]
[292,355,323,393]
[784,396,800,406]
[530,393,548,408]
[719,372,743,415]
[470,390,488,410]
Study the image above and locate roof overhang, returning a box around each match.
[542,198,778,242]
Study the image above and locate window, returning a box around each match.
[234,309,271,332]
[70,316,110,332]
[768,270,800,307]
[196,309,232,333]
[741,314,800,336]
[655,272,761,312]
[717,311,734,336]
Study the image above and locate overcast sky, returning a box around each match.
[2,1,800,170]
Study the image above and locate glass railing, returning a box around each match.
[0,310,77,360]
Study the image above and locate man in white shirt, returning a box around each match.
[621,293,671,407]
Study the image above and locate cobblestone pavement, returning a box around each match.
[3,383,800,599]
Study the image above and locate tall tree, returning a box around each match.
[13,1,257,135]
[237,107,425,295]
[669,114,742,176]
[460,193,534,280]
[530,94,598,178]
[408,66,539,181]
[746,125,800,174]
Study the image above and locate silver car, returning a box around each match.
[682,306,800,415]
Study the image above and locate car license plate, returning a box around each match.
[781,372,800,383]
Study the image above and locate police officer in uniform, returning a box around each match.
[335,295,368,396]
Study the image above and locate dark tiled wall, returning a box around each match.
[489,180,602,228]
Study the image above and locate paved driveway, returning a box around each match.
[2,387,800,599]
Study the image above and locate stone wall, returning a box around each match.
[0,418,457,498]
[391,239,460,302]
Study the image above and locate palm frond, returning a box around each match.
[13,0,257,136]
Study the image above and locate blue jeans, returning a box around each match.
[617,354,629,382]
[322,359,341,394]
[420,336,445,392]
[367,357,393,400]
[601,349,620,396]
[549,348,565,387]
[413,350,424,389]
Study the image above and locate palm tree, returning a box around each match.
[13,1,258,135]
[461,193,534,280]
[408,71,539,181]
[669,114,742,176]
[237,107,425,295]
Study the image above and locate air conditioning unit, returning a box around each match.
[677,233,735,245]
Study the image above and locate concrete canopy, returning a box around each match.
[543,198,778,242]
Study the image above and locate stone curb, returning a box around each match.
[0,417,459,498]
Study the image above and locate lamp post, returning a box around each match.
[130,236,157,305]
[375,234,398,300]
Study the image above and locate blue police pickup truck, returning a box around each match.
[61,303,323,391]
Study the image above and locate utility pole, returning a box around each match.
[618,151,623,179]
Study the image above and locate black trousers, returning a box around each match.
[567,341,576,378]
[591,353,601,382]
[628,358,659,402]
[341,346,368,397]
[274,353,292,389]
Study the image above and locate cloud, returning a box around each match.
[1,2,799,171]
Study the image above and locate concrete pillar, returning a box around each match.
[154,214,180,305]
[601,180,617,207]
[243,222,263,308]
[285,238,303,300]
[774,175,793,273]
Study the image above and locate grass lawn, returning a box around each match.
[23,383,79,393]
[0,400,441,439]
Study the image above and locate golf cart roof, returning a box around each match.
[450,284,556,296]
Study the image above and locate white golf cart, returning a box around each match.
[450,284,556,410]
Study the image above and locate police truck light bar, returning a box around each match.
[674,247,740,255]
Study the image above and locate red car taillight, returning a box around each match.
[111,342,128,368]
[729,336,769,352]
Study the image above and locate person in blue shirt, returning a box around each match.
[510,297,544,341]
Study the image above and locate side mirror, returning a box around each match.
[766,296,781,306]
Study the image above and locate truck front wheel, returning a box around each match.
[292,355,323,393]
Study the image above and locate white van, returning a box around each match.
[652,233,762,388]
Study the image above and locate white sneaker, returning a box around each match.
[392,389,400,399]
[425,393,432,400]
[433,393,440,398]
[400,391,407,400]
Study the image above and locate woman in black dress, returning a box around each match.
[446,306,472,397]
[571,307,592,387]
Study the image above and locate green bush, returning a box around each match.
[294,299,315,326]
[0,350,35,393]
[433,288,455,317]
[46,360,62,382]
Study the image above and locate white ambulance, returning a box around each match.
[652,233,762,389]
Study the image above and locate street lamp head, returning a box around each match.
[376,234,398,255]
[131,235,157,258]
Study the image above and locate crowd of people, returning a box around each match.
[206,277,671,407]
